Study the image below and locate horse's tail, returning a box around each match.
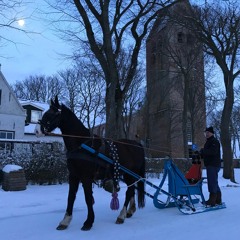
[137,149,145,208]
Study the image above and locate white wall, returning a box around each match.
[0,71,26,139]
[0,114,25,139]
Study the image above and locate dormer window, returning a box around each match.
[31,110,42,123]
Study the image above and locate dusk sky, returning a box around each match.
[0,0,213,86]
[0,1,72,85]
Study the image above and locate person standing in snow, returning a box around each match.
[200,126,222,206]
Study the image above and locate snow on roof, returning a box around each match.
[19,100,50,112]
[3,164,23,173]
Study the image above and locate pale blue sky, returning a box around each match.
[0,0,221,85]
[0,1,72,85]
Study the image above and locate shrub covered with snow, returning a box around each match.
[0,142,68,185]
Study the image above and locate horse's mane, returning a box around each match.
[61,104,90,137]
[60,104,103,151]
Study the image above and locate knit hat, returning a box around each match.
[205,126,214,134]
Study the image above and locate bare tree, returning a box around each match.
[122,68,145,139]
[230,87,240,158]
[58,69,81,113]
[75,65,105,132]
[231,106,240,158]
[183,1,240,181]
[45,0,180,139]
[204,56,225,118]
[58,62,105,132]
[11,75,64,102]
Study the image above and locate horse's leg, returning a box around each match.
[81,179,95,231]
[126,197,136,218]
[116,185,135,224]
[56,174,79,230]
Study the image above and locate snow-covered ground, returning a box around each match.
[0,169,239,240]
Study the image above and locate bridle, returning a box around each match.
[39,107,61,134]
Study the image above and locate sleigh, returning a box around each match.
[153,159,205,212]
[81,143,226,215]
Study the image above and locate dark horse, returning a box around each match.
[38,96,145,231]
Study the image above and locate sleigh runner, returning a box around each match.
[81,143,226,215]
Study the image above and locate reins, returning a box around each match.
[45,131,147,189]
[44,131,172,156]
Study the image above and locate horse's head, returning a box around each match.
[39,96,62,135]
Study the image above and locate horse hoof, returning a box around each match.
[81,225,92,231]
[56,224,68,230]
[126,213,132,218]
[115,218,124,224]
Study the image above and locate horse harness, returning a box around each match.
[66,138,120,193]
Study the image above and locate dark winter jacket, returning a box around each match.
[202,136,221,167]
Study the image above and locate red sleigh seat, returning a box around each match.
[185,161,202,184]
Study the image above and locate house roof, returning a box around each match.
[19,99,62,136]
[19,100,49,112]
[0,70,25,114]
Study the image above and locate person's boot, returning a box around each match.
[216,191,222,205]
[205,193,217,207]
[205,193,211,205]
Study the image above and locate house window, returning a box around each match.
[0,131,14,139]
[31,110,42,123]
[0,89,2,105]
[0,131,14,153]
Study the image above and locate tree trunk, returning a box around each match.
[105,81,124,140]
[105,82,116,139]
[220,77,235,182]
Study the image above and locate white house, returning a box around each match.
[0,69,26,140]
[0,69,62,152]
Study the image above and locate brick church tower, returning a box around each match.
[146,0,206,158]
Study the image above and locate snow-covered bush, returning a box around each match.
[0,142,68,185]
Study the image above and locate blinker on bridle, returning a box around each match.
[39,106,61,133]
